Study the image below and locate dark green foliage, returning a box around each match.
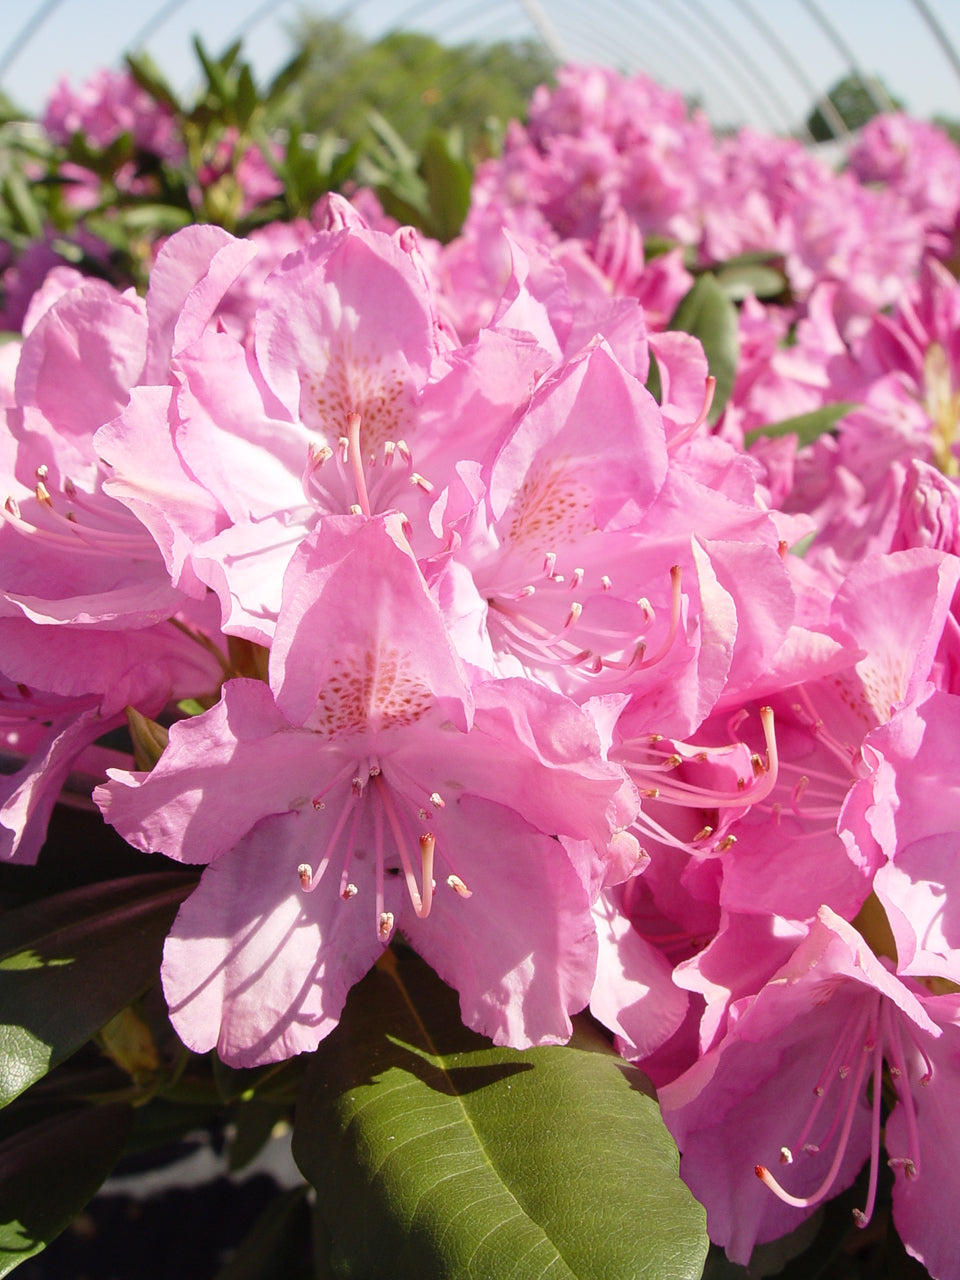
[807,73,904,141]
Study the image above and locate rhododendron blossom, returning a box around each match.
[11,59,960,1277]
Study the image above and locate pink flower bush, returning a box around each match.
[10,59,960,1278]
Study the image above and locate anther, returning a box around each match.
[694,825,714,841]
[779,1147,793,1165]
[5,496,21,518]
[35,464,48,481]
[63,477,76,497]
[35,482,52,506]
[447,874,472,898]
[714,834,737,852]
[410,473,434,494]
[378,911,394,941]
[750,753,765,777]
[429,791,445,809]
[298,864,313,889]
[600,575,612,591]
[341,882,358,900]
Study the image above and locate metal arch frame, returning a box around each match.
[0,0,68,79]
[602,0,767,129]
[6,0,958,144]
[674,0,804,136]
[726,0,848,137]
[795,0,897,115]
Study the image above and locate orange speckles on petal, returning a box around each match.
[303,337,414,453]
[505,459,597,549]
[314,642,433,737]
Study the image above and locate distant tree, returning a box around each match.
[806,73,903,141]
[933,115,960,148]
[283,16,556,157]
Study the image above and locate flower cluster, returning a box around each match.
[5,60,960,1279]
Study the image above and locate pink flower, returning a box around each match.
[660,907,942,1264]
[97,515,634,1064]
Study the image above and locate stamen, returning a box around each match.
[667,376,716,450]
[378,911,394,941]
[854,1035,885,1229]
[447,874,472,897]
[635,566,682,669]
[297,794,360,895]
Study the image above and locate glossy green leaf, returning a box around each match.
[743,402,857,448]
[0,873,194,1107]
[0,1103,132,1276]
[293,948,708,1280]
[668,273,740,424]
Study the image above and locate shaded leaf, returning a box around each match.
[0,873,195,1107]
[227,1101,288,1173]
[0,1103,132,1276]
[213,1186,311,1280]
[293,948,707,1280]
[668,273,739,423]
[744,402,857,448]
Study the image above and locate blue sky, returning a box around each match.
[1,0,959,134]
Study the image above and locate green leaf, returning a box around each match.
[365,109,419,173]
[419,128,472,242]
[235,64,259,130]
[0,873,195,1107]
[293,948,708,1280]
[714,262,786,302]
[194,36,234,105]
[1,172,43,240]
[668,273,740,424]
[743,402,857,448]
[125,52,181,113]
[227,1100,288,1173]
[0,1102,132,1276]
